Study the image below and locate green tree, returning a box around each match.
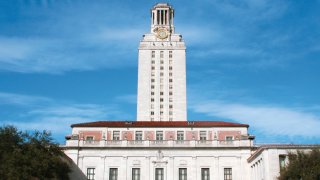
[0,125,70,180]
[278,149,320,180]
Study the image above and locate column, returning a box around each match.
[213,157,219,180]
[146,156,150,180]
[169,157,174,180]
[192,156,197,180]
[122,156,128,180]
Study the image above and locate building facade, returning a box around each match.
[63,3,318,180]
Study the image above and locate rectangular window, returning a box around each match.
[152,60,155,64]
[151,98,154,102]
[151,72,155,76]
[169,72,172,76]
[201,168,210,180]
[177,131,184,141]
[113,131,120,140]
[169,111,173,115]
[169,60,172,64]
[160,51,164,58]
[155,168,164,180]
[156,131,163,140]
[160,66,164,70]
[160,92,164,95]
[169,51,172,58]
[151,66,155,70]
[151,92,154,95]
[224,168,232,180]
[135,131,142,141]
[151,111,154,115]
[87,168,95,180]
[109,168,118,180]
[160,72,164,76]
[169,66,172,70]
[132,168,140,180]
[226,136,233,141]
[179,168,187,180]
[169,98,173,102]
[160,98,163,102]
[151,79,155,82]
[152,51,155,58]
[169,79,173,82]
[169,92,173,95]
[169,105,173,108]
[86,136,94,143]
[279,155,286,170]
[200,131,207,141]
[160,60,164,64]
[151,85,155,89]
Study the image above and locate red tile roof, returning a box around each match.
[71,121,249,128]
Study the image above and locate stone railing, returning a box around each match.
[66,139,253,148]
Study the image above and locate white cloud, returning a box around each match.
[190,101,320,137]
[0,92,52,106]
[0,92,131,141]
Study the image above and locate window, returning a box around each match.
[152,51,155,58]
[177,131,184,141]
[132,168,140,180]
[160,66,164,70]
[160,98,163,102]
[151,104,154,109]
[151,98,154,102]
[160,60,164,64]
[160,111,163,115]
[151,85,155,89]
[169,117,173,121]
[160,92,164,95]
[151,66,155,70]
[151,111,154,115]
[109,168,118,180]
[169,72,172,76]
[86,136,94,143]
[169,98,173,102]
[155,168,164,180]
[87,168,95,180]
[226,136,233,141]
[169,79,173,82]
[200,131,207,141]
[160,72,164,76]
[156,131,163,140]
[179,168,187,180]
[169,66,172,70]
[279,155,286,169]
[151,79,155,82]
[201,168,210,180]
[169,92,173,95]
[160,78,163,83]
[224,168,232,180]
[160,85,163,89]
[169,105,173,108]
[169,60,172,64]
[169,111,173,115]
[169,51,172,58]
[152,60,155,64]
[151,72,155,76]
[135,131,142,141]
[160,51,164,58]
[113,131,120,140]
[169,85,173,89]
[160,104,164,108]
[151,92,155,95]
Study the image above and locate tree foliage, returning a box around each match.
[278,149,320,180]
[0,125,70,180]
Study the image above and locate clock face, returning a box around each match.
[157,28,168,39]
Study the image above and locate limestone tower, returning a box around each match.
[137,3,187,121]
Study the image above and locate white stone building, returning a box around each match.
[63,3,318,180]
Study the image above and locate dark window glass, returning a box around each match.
[201,168,210,180]
[224,168,232,180]
[87,168,95,180]
[179,168,187,180]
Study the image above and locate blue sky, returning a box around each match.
[0,0,320,144]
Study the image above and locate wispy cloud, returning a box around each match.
[190,100,320,137]
[0,91,131,142]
